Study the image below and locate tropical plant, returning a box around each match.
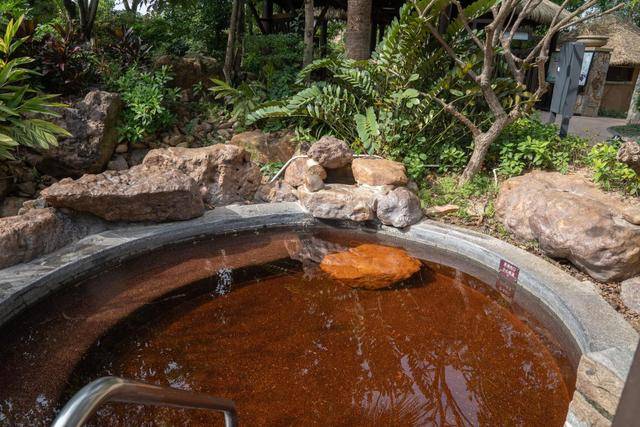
[34,20,97,93]
[588,140,640,196]
[210,78,266,126]
[111,65,179,143]
[0,16,70,159]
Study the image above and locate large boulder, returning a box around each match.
[307,136,353,169]
[495,171,640,281]
[154,55,222,89]
[297,184,379,222]
[143,144,262,205]
[35,91,122,178]
[352,158,408,186]
[319,244,422,289]
[41,165,204,222]
[376,187,423,228]
[229,130,297,163]
[0,208,101,269]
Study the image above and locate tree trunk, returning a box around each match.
[346,0,372,60]
[459,117,512,185]
[62,0,77,20]
[263,0,273,33]
[224,0,242,83]
[303,0,314,67]
[627,72,640,124]
[77,0,99,40]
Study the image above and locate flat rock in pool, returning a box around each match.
[319,243,421,289]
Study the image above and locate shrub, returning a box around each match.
[111,66,179,143]
[210,79,266,127]
[492,117,588,177]
[588,141,640,196]
[243,33,302,99]
[32,21,97,94]
[0,16,70,159]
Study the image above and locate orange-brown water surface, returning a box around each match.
[0,228,573,426]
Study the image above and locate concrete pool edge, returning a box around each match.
[0,202,636,425]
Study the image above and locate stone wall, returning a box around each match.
[575,49,611,117]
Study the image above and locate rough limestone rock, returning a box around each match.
[283,158,326,188]
[297,184,379,222]
[229,130,297,163]
[495,171,640,281]
[0,208,101,269]
[143,144,261,205]
[254,180,298,203]
[0,196,29,217]
[41,165,204,222]
[617,139,640,174]
[307,136,353,169]
[376,187,423,228]
[320,244,422,289]
[304,173,324,192]
[154,55,221,89]
[35,91,122,178]
[621,276,640,313]
[352,158,408,186]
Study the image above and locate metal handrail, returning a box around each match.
[51,376,237,427]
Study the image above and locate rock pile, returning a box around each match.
[263,136,423,228]
[495,170,640,282]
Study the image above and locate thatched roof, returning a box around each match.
[562,14,640,66]
[519,0,571,25]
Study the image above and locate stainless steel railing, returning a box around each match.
[51,376,237,427]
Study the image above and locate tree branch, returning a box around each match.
[452,0,483,50]
[433,96,482,136]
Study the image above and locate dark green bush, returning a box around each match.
[243,33,303,99]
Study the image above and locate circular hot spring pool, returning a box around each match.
[0,226,577,426]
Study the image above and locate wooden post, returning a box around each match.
[263,0,273,33]
[303,0,315,67]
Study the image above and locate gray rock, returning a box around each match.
[143,144,262,206]
[107,155,129,171]
[35,91,122,178]
[126,148,149,167]
[297,184,378,222]
[496,171,640,281]
[41,165,204,222]
[617,139,640,174]
[621,277,640,313]
[307,136,353,169]
[376,187,423,228]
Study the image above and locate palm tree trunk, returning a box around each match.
[627,70,640,124]
[346,0,372,60]
[224,0,243,83]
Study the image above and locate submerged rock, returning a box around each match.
[307,136,353,169]
[376,187,422,228]
[320,243,422,289]
[495,171,640,281]
[35,90,122,178]
[297,184,379,222]
[41,165,204,222]
[352,158,408,186]
[143,144,262,205]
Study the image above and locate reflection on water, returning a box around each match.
[0,229,572,426]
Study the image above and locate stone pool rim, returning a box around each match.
[0,201,637,425]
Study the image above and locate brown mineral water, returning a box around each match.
[0,228,572,426]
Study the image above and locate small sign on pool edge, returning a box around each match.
[496,259,519,302]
